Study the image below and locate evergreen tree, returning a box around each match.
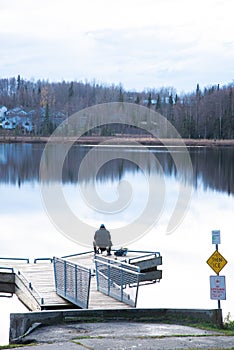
[169,94,173,106]
[168,93,174,124]
[118,87,124,102]
[196,83,201,98]
[43,102,53,135]
[155,94,161,110]
[17,75,21,90]
[68,81,74,99]
[135,95,140,104]
[147,93,152,108]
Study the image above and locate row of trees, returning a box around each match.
[0,76,234,139]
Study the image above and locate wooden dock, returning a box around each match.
[0,253,131,310]
[0,251,162,311]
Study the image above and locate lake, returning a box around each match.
[0,142,234,344]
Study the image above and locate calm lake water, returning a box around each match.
[0,143,234,344]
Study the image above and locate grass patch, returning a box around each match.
[223,312,234,332]
[0,345,36,349]
[180,321,234,336]
[72,335,104,340]
[136,334,229,339]
[186,313,234,336]
[72,340,94,349]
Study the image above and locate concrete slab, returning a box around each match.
[7,322,234,350]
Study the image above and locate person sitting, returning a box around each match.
[93,224,112,256]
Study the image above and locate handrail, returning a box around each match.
[0,293,13,298]
[0,257,30,263]
[0,266,14,273]
[61,251,93,259]
[17,270,44,305]
[34,252,94,263]
[128,252,161,264]
[124,250,161,257]
[60,249,160,260]
[34,257,53,263]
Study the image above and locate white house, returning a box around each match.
[143,99,157,105]
[2,119,15,129]
[1,116,22,130]
[1,107,34,132]
[6,107,27,116]
[0,105,7,119]
[22,120,33,132]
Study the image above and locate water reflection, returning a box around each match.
[0,143,233,196]
[0,143,234,345]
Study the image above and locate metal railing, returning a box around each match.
[127,251,161,264]
[94,255,140,307]
[34,257,53,263]
[61,251,93,259]
[17,270,44,305]
[0,257,29,263]
[0,292,13,298]
[53,257,91,309]
[33,251,94,264]
[0,266,14,273]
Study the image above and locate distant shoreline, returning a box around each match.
[0,135,234,147]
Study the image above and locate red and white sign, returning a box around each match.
[210,276,226,300]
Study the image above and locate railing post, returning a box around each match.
[95,260,99,291]
[75,264,78,303]
[134,267,140,307]
[86,269,91,308]
[108,260,111,296]
[53,257,57,290]
[121,267,123,302]
[64,260,67,296]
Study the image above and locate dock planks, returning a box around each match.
[1,253,131,311]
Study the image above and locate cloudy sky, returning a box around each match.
[0,0,234,93]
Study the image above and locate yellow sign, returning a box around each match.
[207,250,227,274]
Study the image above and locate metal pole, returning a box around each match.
[108,262,110,296]
[216,243,221,310]
[95,260,99,291]
[86,270,91,309]
[121,268,123,302]
[53,258,57,291]
[134,268,141,308]
[64,260,67,297]
[75,265,78,303]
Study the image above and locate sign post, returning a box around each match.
[206,230,227,310]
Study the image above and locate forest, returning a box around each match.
[0,75,234,139]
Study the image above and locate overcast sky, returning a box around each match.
[0,0,234,94]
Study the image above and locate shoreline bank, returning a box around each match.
[0,136,234,147]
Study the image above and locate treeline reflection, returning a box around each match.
[0,143,233,195]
